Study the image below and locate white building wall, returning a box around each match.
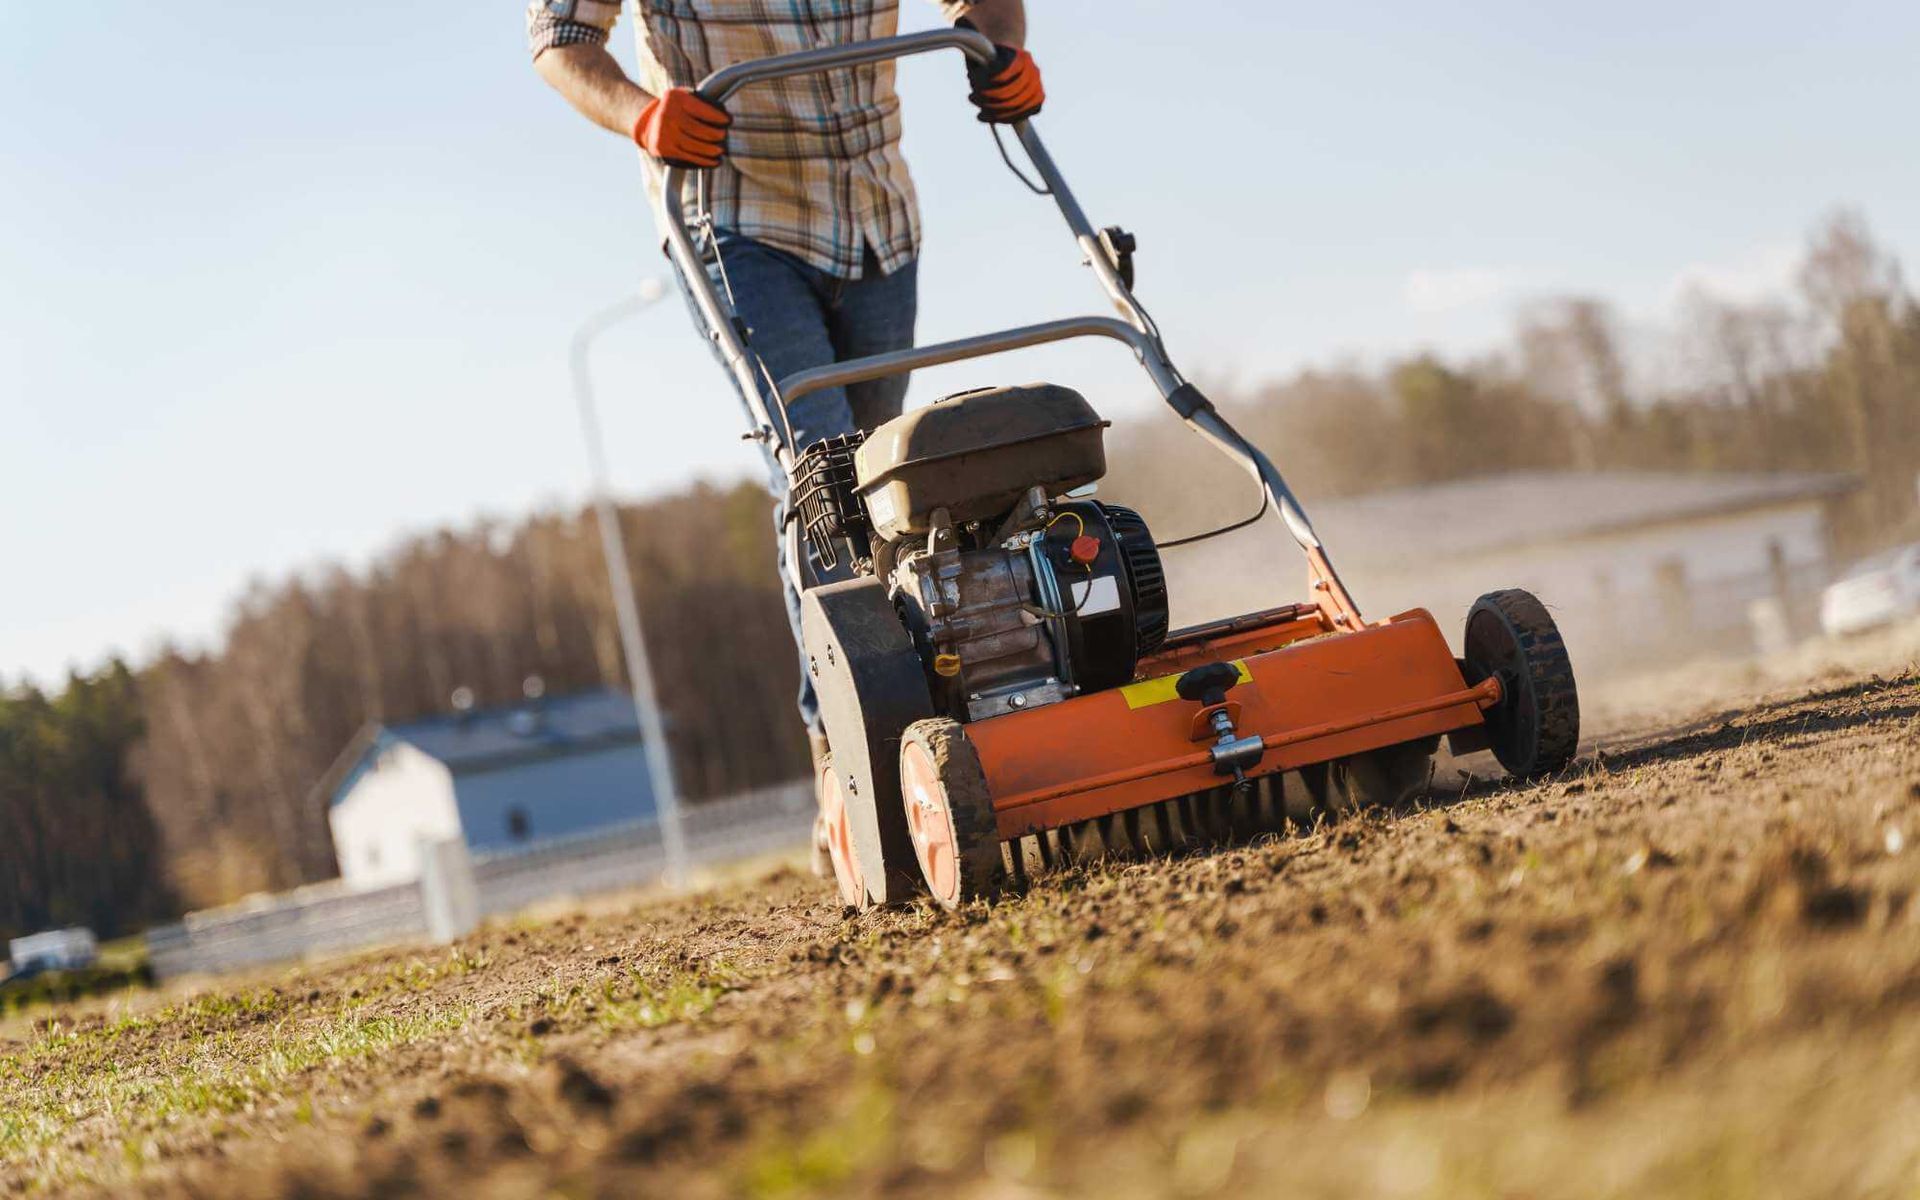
[328,743,461,889]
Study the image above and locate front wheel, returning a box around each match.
[899,719,1006,911]
[1462,589,1580,778]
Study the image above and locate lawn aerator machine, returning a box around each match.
[662,29,1580,910]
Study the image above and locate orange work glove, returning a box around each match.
[632,87,731,169]
[965,42,1045,124]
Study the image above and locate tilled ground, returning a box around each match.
[6,667,1920,1198]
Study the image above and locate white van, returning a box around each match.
[1819,543,1920,637]
[6,928,100,976]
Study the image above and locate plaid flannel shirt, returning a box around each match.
[530,0,976,279]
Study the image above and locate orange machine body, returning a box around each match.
[966,603,1499,841]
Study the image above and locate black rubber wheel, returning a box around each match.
[1462,589,1580,778]
[899,718,1005,911]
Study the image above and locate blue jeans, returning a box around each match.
[673,233,919,735]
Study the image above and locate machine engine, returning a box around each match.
[793,384,1168,720]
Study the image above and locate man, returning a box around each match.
[528,0,1042,865]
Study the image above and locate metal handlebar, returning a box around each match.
[779,317,1179,406]
[693,26,995,106]
[652,29,1355,611]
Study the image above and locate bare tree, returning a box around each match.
[1517,297,1633,468]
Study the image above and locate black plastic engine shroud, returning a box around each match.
[1044,500,1169,694]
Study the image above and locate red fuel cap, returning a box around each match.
[1069,534,1101,565]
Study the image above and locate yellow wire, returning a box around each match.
[1045,510,1086,539]
[1040,511,1096,614]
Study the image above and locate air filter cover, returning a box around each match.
[854,384,1108,539]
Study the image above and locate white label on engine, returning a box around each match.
[1070,574,1121,616]
[864,488,899,529]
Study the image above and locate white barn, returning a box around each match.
[321,690,658,889]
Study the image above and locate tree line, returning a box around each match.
[1,664,171,943]
[1113,211,1920,548]
[3,212,1917,940]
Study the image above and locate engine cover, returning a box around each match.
[855,384,1108,541]
[891,501,1168,721]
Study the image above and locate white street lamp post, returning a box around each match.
[570,279,690,886]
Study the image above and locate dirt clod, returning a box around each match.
[1803,884,1870,927]
[549,1059,615,1114]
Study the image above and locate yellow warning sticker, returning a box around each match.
[1120,661,1253,709]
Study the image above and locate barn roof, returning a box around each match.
[1309,469,1856,569]
[385,689,640,771]
[321,689,642,807]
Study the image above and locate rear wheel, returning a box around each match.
[816,757,865,907]
[899,719,1006,911]
[1463,588,1580,778]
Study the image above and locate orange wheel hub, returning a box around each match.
[900,740,960,907]
[817,760,865,906]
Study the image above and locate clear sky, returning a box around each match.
[3,1,1916,684]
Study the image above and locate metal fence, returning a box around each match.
[1576,561,1833,673]
[469,782,814,916]
[147,781,812,980]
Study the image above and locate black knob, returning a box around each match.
[1099,226,1137,290]
[1175,662,1240,707]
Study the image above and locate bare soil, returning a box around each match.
[6,655,1920,1198]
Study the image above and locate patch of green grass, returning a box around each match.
[373,945,494,996]
[594,962,740,1032]
[163,1007,469,1121]
[3,1009,153,1086]
[183,985,285,1024]
[320,943,494,1009]
[2,1002,470,1191]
